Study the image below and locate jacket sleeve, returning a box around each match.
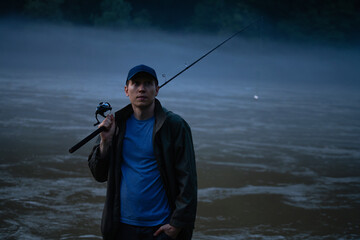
[88,138,110,182]
[170,119,197,229]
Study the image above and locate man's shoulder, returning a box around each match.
[164,108,184,123]
[163,108,191,130]
[114,103,133,122]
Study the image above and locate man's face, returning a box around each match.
[124,74,159,109]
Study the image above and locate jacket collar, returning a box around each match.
[154,98,167,133]
[115,98,167,133]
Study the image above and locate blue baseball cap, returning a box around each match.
[126,64,158,85]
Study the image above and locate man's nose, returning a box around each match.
[138,83,146,91]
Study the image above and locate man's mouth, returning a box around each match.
[137,96,147,100]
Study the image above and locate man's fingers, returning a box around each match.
[99,114,116,144]
[153,226,164,236]
[99,114,113,130]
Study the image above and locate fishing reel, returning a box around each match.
[94,102,112,126]
[69,101,112,153]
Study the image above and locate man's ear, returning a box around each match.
[124,85,129,96]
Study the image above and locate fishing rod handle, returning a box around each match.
[69,126,106,154]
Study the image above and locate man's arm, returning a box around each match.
[88,114,116,182]
[170,119,198,229]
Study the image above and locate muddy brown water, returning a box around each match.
[1,20,359,239]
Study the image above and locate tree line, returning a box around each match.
[1,0,359,44]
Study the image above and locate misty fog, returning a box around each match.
[1,19,359,98]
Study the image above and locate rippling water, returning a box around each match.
[0,20,359,239]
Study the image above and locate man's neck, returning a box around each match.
[132,102,155,120]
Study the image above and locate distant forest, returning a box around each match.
[1,0,359,44]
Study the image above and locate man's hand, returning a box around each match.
[99,114,115,156]
[153,224,181,239]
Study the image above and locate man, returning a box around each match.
[88,64,197,240]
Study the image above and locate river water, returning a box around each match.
[0,20,359,239]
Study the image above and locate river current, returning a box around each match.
[0,21,359,239]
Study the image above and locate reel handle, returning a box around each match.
[69,126,106,153]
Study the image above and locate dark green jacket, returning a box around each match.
[88,99,197,240]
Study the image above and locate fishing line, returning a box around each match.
[69,19,260,154]
[254,16,264,101]
[159,19,259,89]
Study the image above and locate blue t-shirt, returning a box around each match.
[120,114,171,226]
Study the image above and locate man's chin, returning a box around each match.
[133,100,154,109]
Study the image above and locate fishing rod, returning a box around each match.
[159,20,257,88]
[69,20,258,154]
